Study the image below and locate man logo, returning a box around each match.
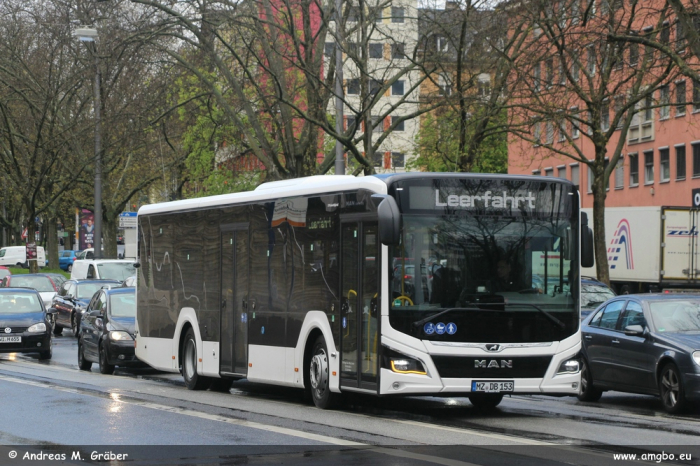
[486,344,500,352]
[474,360,513,369]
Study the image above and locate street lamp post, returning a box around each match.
[334,0,344,176]
[75,27,102,259]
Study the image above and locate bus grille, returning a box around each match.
[431,355,552,379]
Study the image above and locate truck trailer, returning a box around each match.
[582,206,700,294]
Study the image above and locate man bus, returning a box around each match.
[135,173,593,409]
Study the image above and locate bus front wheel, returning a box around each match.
[182,328,210,390]
[309,336,340,409]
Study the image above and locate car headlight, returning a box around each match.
[557,358,580,374]
[109,331,133,341]
[27,323,47,333]
[693,351,700,367]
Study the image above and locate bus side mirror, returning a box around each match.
[371,194,401,246]
[581,212,594,268]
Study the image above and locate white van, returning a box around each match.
[0,246,46,268]
[70,259,136,281]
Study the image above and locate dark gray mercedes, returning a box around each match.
[578,294,700,413]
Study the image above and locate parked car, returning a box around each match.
[121,275,136,287]
[78,287,140,374]
[580,276,616,320]
[578,294,700,413]
[0,266,10,280]
[70,259,136,281]
[43,273,67,289]
[1,273,60,309]
[52,279,121,336]
[0,288,54,359]
[0,246,46,268]
[59,250,79,272]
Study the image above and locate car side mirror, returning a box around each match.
[46,307,57,315]
[65,294,73,300]
[133,261,141,269]
[89,309,101,317]
[623,324,645,336]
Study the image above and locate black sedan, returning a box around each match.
[0,288,54,359]
[78,287,140,374]
[578,294,700,413]
[52,279,121,337]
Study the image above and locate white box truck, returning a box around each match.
[582,206,700,293]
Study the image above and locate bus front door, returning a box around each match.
[340,219,379,391]
[220,225,249,376]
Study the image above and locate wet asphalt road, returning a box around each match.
[0,330,699,465]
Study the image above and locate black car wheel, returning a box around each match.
[71,313,80,338]
[308,336,340,409]
[38,342,52,360]
[78,341,92,371]
[53,324,63,336]
[182,328,210,390]
[98,343,115,375]
[577,358,603,402]
[659,363,686,414]
[67,264,72,273]
[468,393,504,410]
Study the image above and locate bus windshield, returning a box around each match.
[389,214,578,343]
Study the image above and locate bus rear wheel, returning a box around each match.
[468,393,504,410]
[309,336,340,409]
[182,328,210,390]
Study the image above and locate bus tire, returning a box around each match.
[468,393,503,410]
[210,378,234,393]
[309,336,340,409]
[182,328,210,390]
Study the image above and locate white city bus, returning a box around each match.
[135,173,593,409]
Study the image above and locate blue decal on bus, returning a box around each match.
[435,322,446,335]
[342,317,347,329]
[241,313,247,323]
[423,322,435,335]
[446,322,457,335]
[261,326,265,335]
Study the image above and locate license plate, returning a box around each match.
[471,381,514,393]
[0,336,21,343]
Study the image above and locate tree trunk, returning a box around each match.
[46,217,59,272]
[103,212,119,259]
[25,214,39,273]
[591,162,610,286]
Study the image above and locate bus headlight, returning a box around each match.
[390,358,427,375]
[109,331,133,341]
[557,359,580,374]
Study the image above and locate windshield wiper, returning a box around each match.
[412,302,566,330]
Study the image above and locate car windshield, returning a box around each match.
[77,283,111,300]
[110,293,135,317]
[96,263,136,281]
[10,276,55,292]
[650,300,700,333]
[581,284,616,309]
[0,293,43,314]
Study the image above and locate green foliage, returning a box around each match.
[411,108,508,174]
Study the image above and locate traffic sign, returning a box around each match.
[693,188,700,208]
[118,211,137,229]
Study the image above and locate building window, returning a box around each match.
[558,120,566,141]
[614,95,624,129]
[644,150,654,184]
[369,79,382,96]
[558,165,567,178]
[676,145,686,180]
[392,152,405,168]
[478,78,491,97]
[346,115,357,131]
[615,156,624,189]
[438,74,451,96]
[570,164,580,187]
[347,5,360,22]
[572,51,580,81]
[369,43,383,59]
[532,169,541,175]
[392,80,405,96]
[660,148,670,182]
[371,116,383,133]
[660,22,670,45]
[391,7,404,23]
[676,81,686,116]
[533,122,541,145]
[629,153,639,186]
[370,6,383,22]
[545,58,554,87]
[629,42,639,66]
[391,116,404,131]
[659,85,670,119]
[372,151,383,167]
[544,167,554,177]
[324,43,335,56]
[436,35,449,52]
[347,79,360,95]
[546,120,554,144]
[644,94,653,122]
[391,43,405,59]
[587,165,594,193]
[676,20,686,52]
[587,45,596,75]
[694,80,700,112]
[534,62,541,92]
[571,107,580,138]
[601,101,610,131]
[643,27,654,61]
[693,143,700,177]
